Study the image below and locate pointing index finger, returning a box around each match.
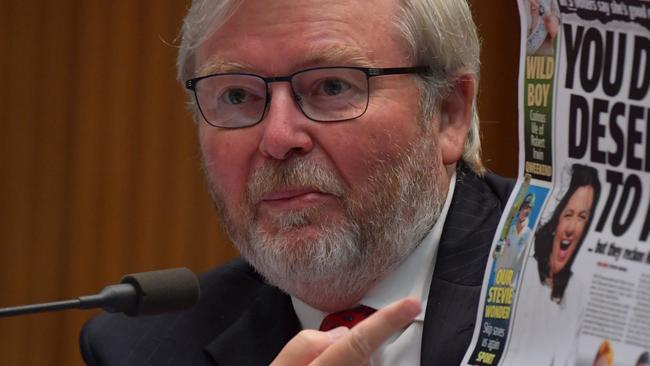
[310,297,421,366]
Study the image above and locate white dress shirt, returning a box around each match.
[291,173,457,365]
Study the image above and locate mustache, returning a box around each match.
[247,159,347,205]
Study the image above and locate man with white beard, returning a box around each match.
[81,0,513,365]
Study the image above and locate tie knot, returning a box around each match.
[319,305,376,331]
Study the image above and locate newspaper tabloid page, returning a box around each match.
[461,1,650,365]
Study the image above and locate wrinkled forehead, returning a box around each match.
[194,0,407,76]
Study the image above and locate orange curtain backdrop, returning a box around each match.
[0,1,517,365]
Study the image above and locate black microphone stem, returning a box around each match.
[0,299,82,318]
[0,268,198,318]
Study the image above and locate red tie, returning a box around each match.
[319,305,376,331]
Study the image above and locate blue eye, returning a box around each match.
[320,78,351,96]
[222,88,250,105]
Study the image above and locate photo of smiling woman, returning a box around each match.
[502,164,601,366]
[534,163,601,304]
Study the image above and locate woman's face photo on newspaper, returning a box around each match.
[549,184,595,275]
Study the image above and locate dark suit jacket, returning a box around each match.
[80,167,513,366]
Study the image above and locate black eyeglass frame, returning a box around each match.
[185,65,430,129]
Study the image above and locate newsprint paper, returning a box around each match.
[462,0,650,365]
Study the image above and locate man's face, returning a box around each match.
[549,185,594,275]
[195,0,457,309]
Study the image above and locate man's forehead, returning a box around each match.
[196,44,374,76]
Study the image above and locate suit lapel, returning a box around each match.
[204,287,301,366]
[421,168,506,365]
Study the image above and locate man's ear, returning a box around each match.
[436,74,475,165]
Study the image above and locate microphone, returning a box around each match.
[0,268,200,318]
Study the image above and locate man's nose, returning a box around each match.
[258,84,314,160]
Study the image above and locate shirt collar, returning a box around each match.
[292,173,457,329]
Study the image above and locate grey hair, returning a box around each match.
[394,0,483,173]
[177,0,484,174]
[176,0,242,84]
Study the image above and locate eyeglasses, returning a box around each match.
[185,66,429,129]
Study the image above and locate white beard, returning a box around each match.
[204,133,448,310]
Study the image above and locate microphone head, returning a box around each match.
[119,267,200,316]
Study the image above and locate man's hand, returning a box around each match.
[270,298,421,366]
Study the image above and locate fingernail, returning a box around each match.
[325,326,349,341]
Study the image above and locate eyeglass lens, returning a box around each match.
[193,67,370,128]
